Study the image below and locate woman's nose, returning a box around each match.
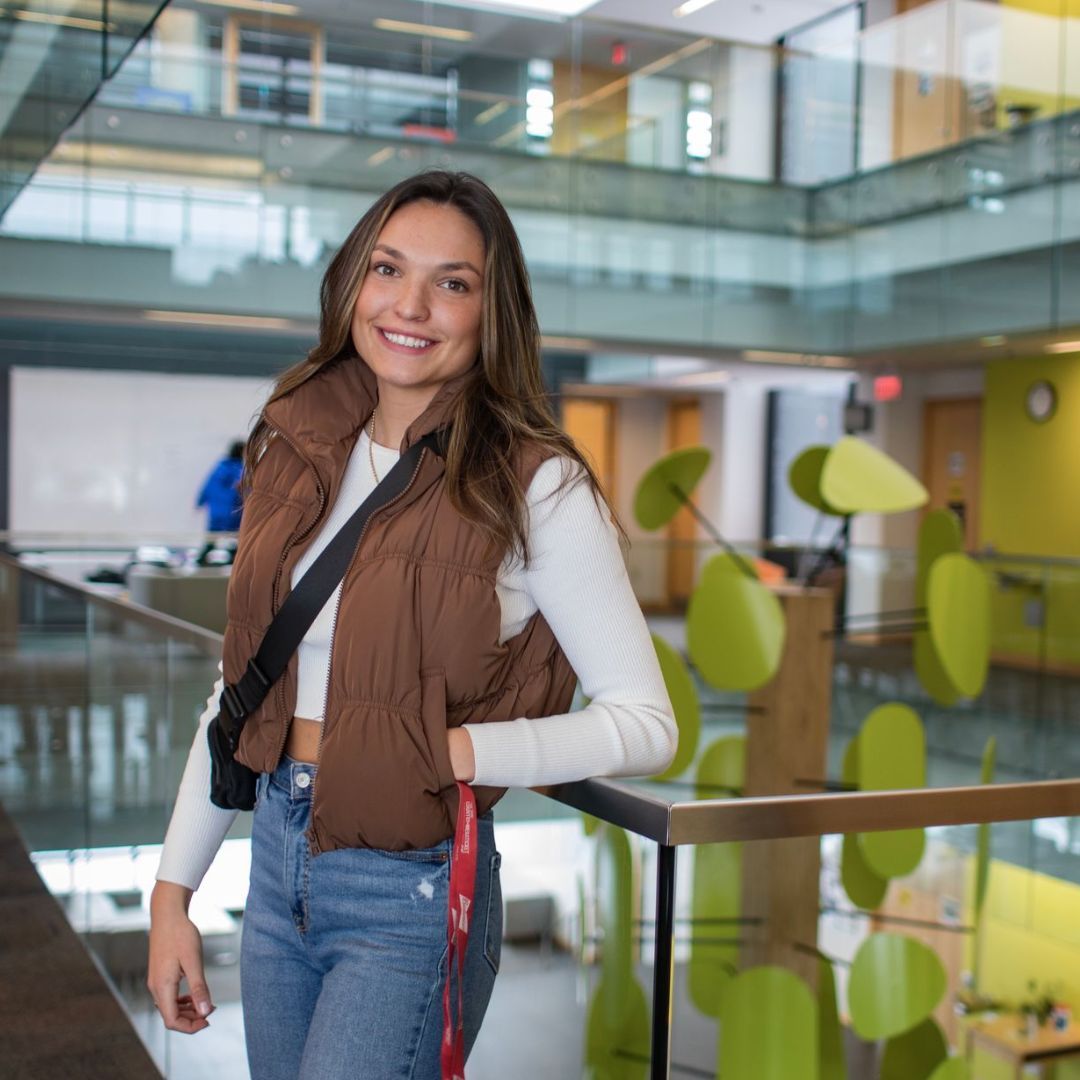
[394,280,429,321]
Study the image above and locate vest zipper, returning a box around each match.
[265,424,328,768]
[308,442,433,855]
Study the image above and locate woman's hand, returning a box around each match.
[147,881,215,1033]
[447,727,476,783]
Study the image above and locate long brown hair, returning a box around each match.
[246,170,609,561]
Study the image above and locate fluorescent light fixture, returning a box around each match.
[743,349,851,367]
[51,141,264,179]
[673,0,720,16]
[366,147,395,167]
[428,0,594,17]
[14,10,114,30]
[526,87,554,109]
[196,0,300,14]
[669,370,730,386]
[474,101,509,125]
[528,58,554,80]
[144,310,296,330]
[1044,340,1080,353]
[373,18,475,42]
[687,110,712,130]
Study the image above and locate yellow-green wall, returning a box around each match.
[968,855,1080,1078]
[981,354,1080,558]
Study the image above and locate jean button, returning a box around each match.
[295,772,311,789]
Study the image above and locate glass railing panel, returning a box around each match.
[0,13,105,217]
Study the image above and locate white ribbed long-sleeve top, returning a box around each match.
[156,430,676,890]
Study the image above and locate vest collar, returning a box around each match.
[263,353,472,455]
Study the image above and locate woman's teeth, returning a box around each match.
[383,331,433,348]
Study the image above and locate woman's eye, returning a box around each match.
[372,263,397,277]
[442,279,468,292]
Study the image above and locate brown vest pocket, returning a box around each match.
[420,669,456,795]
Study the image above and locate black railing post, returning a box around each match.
[651,844,677,1080]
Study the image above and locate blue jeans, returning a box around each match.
[241,757,502,1080]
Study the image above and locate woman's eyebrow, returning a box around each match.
[373,243,481,277]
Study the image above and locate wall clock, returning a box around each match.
[1025,379,1057,423]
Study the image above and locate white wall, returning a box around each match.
[11,367,273,538]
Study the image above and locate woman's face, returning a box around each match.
[352,199,485,414]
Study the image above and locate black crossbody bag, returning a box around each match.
[207,431,442,810]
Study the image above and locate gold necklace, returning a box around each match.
[367,408,380,483]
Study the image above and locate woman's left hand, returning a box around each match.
[447,728,476,782]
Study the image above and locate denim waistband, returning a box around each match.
[268,754,317,799]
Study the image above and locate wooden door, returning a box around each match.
[892,0,965,160]
[667,399,702,604]
[922,397,981,549]
[561,398,616,500]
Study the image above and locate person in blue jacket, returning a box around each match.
[195,440,245,563]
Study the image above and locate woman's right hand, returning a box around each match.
[147,881,215,1033]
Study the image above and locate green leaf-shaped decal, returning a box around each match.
[688,736,746,1016]
[843,833,890,910]
[687,571,786,691]
[820,436,928,514]
[719,966,819,1080]
[585,974,650,1079]
[881,1017,947,1080]
[857,704,926,878]
[848,933,947,1040]
[789,445,841,515]
[633,447,712,530]
[975,736,997,917]
[650,634,700,781]
[928,554,991,698]
[818,956,848,1080]
[927,1058,970,1080]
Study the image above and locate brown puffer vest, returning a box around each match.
[225,357,577,854]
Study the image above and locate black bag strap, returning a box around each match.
[219,429,442,748]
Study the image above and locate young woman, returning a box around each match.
[148,170,675,1079]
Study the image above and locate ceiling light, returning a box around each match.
[980,335,1006,347]
[474,101,509,125]
[195,0,300,14]
[1044,340,1080,353]
[670,370,730,386]
[143,310,297,330]
[673,0,720,16]
[373,18,474,42]
[427,0,594,16]
[14,10,114,30]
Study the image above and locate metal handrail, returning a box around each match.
[5,550,1077,842]
[2,551,222,657]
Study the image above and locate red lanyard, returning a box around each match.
[441,781,478,1080]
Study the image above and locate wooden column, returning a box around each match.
[739,585,835,987]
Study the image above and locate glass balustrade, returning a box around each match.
[2,538,1080,1077]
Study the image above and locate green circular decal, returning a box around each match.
[633,447,712,531]
[687,572,786,691]
[848,933,947,1040]
[820,436,928,515]
[928,553,991,698]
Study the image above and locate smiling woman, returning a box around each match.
[352,200,485,427]
[147,170,676,1080]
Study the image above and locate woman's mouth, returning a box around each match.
[379,328,436,352]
